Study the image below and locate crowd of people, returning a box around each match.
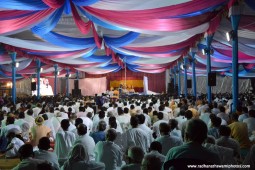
[0,93,255,170]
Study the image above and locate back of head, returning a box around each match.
[149,141,162,153]
[98,110,105,119]
[18,112,25,119]
[75,118,83,127]
[168,119,178,130]
[141,154,162,170]
[106,128,117,141]
[98,120,107,131]
[69,144,89,162]
[117,107,123,115]
[77,124,87,136]
[219,125,231,137]
[249,109,255,118]
[124,107,129,114]
[137,114,145,124]
[109,116,117,129]
[128,146,144,164]
[157,112,164,120]
[211,117,222,127]
[184,110,193,120]
[18,144,34,159]
[130,116,139,128]
[6,116,15,125]
[42,114,48,121]
[159,122,170,135]
[38,137,51,150]
[87,112,92,118]
[185,119,208,144]
[61,119,70,131]
[27,109,33,116]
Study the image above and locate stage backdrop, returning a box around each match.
[84,69,166,93]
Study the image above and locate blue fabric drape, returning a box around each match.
[245,0,255,10]
[0,0,49,10]
[36,31,96,50]
[77,6,124,31]
[100,64,119,69]
[104,32,140,47]
[84,55,112,62]
[73,0,100,6]
[31,6,64,35]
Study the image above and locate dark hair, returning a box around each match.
[157,112,164,120]
[117,107,123,115]
[61,119,70,131]
[149,141,162,153]
[6,116,15,124]
[143,108,148,115]
[18,112,25,119]
[219,106,225,112]
[27,109,33,116]
[98,110,105,119]
[75,118,83,127]
[42,114,48,121]
[185,110,193,119]
[124,107,129,114]
[169,119,178,130]
[109,116,117,129]
[211,117,222,127]
[98,121,107,131]
[249,109,255,118]
[77,124,87,136]
[219,125,231,136]
[130,116,139,128]
[18,144,34,159]
[38,137,51,150]
[159,122,170,134]
[106,128,117,141]
[137,114,145,124]
[185,119,208,144]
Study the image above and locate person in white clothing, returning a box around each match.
[34,137,60,170]
[156,122,183,156]
[137,114,153,145]
[152,112,168,138]
[243,110,255,136]
[95,129,123,170]
[24,109,35,128]
[33,103,42,118]
[4,132,24,158]
[73,124,96,161]
[54,119,76,165]
[122,116,149,153]
[62,144,105,170]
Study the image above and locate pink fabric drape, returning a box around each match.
[86,0,226,19]
[71,2,92,34]
[0,10,36,19]
[85,7,218,31]
[0,8,55,34]
[42,0,65,9]
[92,23,102,48]
[206,11,223,35]
[216,49,255,60]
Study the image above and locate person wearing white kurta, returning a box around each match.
[34,137,60,170]
[122,116,149,153]
[61,144,105,170]
[73,124,96,161]
[80,116,93,134]
[55,119,76,162]
[243,110,255,136]
[95,129,123,170]
[137,114,153,145]
[5,135,24,158]
[152,112,168,138]
[156,122,183,156]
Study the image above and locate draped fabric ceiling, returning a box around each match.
[0,0,255,81]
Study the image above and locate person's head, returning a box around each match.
[87,112,92,119]
[6,116,15,125]
[68,144,89,163]
[184,110,193,120]
[6,131,16,141]
[74,118,83,127]
[219,106,225,113]
[27,109,33,116]
[137,114,146,124]
[130,116,139,128]
[185,119,208,144]
[106,128,117,141]
[149,141,162,153]
[18,112,25,119]
[117,107,123,115]
[159,122,170,135]
[231,113,239,122]
[109,116,117,129]
[38,137,51,150]
[143,108,148,115]
[127,146,144,164]
[211,116,221,128]
[35,116,44,126]
[18,144,34,160]
[157,112,164,120]
[124,107,129,114]
[169,119,178,131]
[98,110,105,119]
[130,104,135,110]
[141,154,162,170]
[248,109,255,118]
[97,120,107,131]
[61,119,70,131]
[204,135,216,144]
[219,125,231,137]
[41,114,48,121]
[77,124,87,136]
